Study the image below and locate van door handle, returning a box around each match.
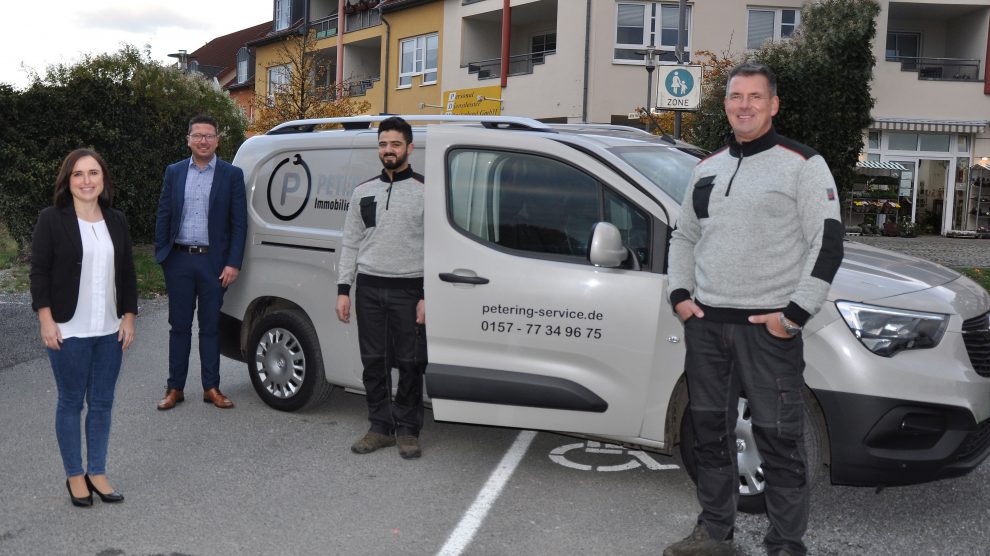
[439,272,490,285]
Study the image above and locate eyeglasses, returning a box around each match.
[189,133,218,142]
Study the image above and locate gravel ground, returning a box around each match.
[847,234,990,268]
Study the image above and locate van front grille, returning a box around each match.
[962,311,990,378]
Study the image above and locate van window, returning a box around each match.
[447,149,650,266]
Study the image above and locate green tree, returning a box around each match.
[689,0,879,199]
[0,45,247,252]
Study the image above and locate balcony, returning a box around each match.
[344,5,381,33]
[460,0,557,80]
[310,14,338,40]
[466,50,556,80]
[888,56,981,81]
[885,2,988,82]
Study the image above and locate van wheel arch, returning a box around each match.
[674,379,829,514]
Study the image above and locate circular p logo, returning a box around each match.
[267,154,312,221]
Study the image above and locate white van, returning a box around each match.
[221,115,990,509]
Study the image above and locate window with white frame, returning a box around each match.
[747,8,800,50]
[399,33,438,88]
[275,0,291,31]
[267,64,291,100]
[614,2,692,63]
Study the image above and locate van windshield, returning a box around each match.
[608,146,702,204]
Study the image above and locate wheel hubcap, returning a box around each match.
[735,398,766,496]
[254,327,306,399]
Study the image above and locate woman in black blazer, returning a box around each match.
[30,149,138,507]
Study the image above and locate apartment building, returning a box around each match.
[246,0,990,235]
[248,0,442,117]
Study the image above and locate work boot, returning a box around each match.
[663,524,734,556]
[397,435,422,459]
[350,431,396,454]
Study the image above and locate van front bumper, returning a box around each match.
[816,389,990,486]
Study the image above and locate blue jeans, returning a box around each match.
[48,332,123,477]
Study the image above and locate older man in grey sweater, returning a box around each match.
[665,63,843,556]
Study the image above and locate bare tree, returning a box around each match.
[251,30,371,133]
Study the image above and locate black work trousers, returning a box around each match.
[355,284,427,437]
[683,317,809,556]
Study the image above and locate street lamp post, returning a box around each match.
[637,47,657,133]
[674,0,687,139]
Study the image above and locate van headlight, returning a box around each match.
[835,301,948,357]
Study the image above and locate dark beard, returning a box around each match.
[380,153,407,170]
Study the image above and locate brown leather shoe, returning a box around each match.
[203,388,234,409]
[157,388,184,411]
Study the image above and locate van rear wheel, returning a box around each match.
[247,311,332,411]
[679,389,827,514]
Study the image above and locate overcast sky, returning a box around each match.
[1,1,273,89]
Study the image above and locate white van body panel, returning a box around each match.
[423,125,669,438]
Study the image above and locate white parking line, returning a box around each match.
[436,430,537,556]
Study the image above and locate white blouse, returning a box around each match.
[59,219,121,339]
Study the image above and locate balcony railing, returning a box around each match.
[310,15,338,40]
[346,76,379,97]
[313,77,378,100]
[888,56,981,81]
[466,50,556,80]
[344,7,381,32]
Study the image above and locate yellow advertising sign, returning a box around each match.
[442,85,502,115]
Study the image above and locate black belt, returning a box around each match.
[173,244,209,254]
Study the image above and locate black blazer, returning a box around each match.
[30,205,139,323]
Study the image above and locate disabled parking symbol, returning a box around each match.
[549,441,680,472]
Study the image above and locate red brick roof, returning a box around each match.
[190,21,273,79]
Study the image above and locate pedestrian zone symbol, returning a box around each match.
[657,65,702,110]
[665,69,693,97]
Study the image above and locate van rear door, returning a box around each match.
[422,125,665,437]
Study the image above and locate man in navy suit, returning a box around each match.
[154,114,247,410]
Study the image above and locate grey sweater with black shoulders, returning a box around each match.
[337,166,425,296]
[667,128,844,326]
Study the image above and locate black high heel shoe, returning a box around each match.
[84,475,124,503]
[65,478,93,507]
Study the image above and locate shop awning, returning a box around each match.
[870,117,988,134]
[856,161,908,171]
[972,162,990,172]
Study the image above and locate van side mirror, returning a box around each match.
[588,222,641,270]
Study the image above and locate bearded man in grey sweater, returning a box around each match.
[664,63,844,556]
[336,116,427,460]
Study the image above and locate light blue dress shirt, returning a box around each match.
[175,155,215,246]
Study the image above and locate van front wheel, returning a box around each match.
[246,311,332,411]
[679,389,828,514]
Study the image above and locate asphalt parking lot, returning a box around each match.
[2,236,990,555]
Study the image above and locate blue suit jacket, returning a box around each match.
[154,157,248,275]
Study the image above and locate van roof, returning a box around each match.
[267,115,557,135]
